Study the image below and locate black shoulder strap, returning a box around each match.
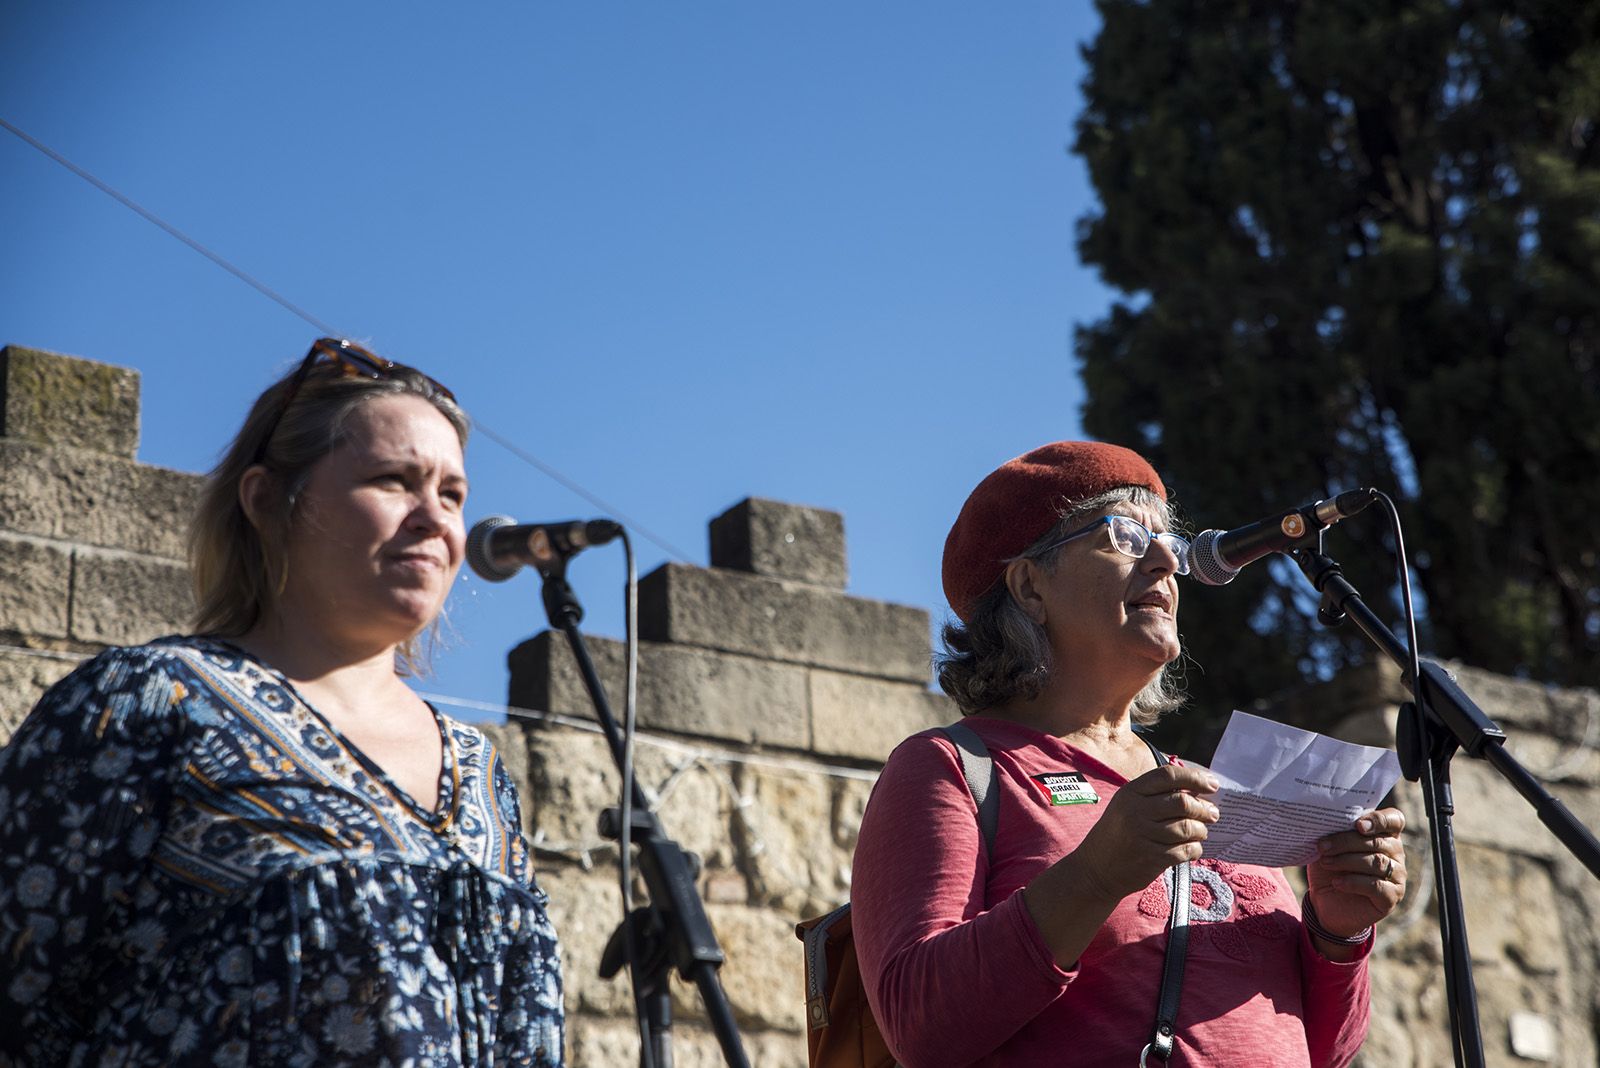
[1136,733,1191,1065]
[938,722,998,858]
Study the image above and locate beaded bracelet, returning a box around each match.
[1301,893,1373,946]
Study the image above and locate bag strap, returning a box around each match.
[938,722,998,856]
[1138,735,1191,1066]
[800,725,998,1035]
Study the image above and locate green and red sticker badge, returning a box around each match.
[1030,772,1100,806]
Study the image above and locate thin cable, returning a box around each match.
[2,115,694,566]
[473,425,694,563]
[620,530,639,916]
[615,528,655,1068]
[1,116,343,337]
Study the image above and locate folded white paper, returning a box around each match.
[1198,710,1402,867]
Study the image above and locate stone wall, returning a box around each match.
[0,344,199,738]
[1,342,1597,1066]
[1255,661,1600,1067]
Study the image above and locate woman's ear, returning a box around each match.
[237,465,275,533]
[1004,557,1049,626]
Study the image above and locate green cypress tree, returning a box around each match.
[1074,1,1600,742]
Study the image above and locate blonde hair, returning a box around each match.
[188,358,469,674]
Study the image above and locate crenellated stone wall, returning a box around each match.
[1,341,1597,1066]
[0,344,199,739]
[495,495,947,1063]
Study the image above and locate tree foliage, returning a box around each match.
[1074,1,1600,736]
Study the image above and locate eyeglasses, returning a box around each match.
[1034,515,1191,576]
[251,338,455,465]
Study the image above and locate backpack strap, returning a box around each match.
[938,722,998,857]
[800,903,852,1032]
[797,724,998,1038]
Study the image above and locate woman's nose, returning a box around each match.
[1142,539,1182,575]
[408,492,451,533]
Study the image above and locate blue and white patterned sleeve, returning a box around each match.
[0,645,189,1060]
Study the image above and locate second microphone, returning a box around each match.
[467,516,623,581]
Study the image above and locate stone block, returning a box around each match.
[668,904,808,1033]
[69,547,193,646]
[1447,759,1564,862]
[0,532,73,641]
[1456,843,1566,974]
[0,648,82,744]
[1440,662,1563,736]
[639,563,929,683]
[808,669,951,761]
[731,763,846,916]
[1545,685,1600,750]
[0,439,202,558]
[709,497,847,588]
[1362,951,1450,1068]
[1500,728,1600,787]
[537,863,636,1018]
[0,345,140,457]
[829,776,875,857]
[520,725,738,877]
[508,631,809,749]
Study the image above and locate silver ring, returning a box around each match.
[1380,855,1394,881]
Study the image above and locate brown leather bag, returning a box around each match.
[793,723,997,1068]
[795,903,897,1067]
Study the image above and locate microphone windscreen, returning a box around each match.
[466,515,520,582]
[1187,529,1239,586]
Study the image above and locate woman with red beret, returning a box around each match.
[850,441,1406,1066]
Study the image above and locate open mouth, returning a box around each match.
[1128,592,1171,613]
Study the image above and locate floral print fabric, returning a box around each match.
[0,636,563,1067]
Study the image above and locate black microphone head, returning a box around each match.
[582,519,623,546]
[466,514,520,582]
[1188,529,1240,586]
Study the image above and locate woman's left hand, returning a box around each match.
[1305,807,1407,939]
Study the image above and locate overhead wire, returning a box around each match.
[0,115,693,564]
[0,116,343,338]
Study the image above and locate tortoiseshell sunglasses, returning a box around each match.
[251,338,455,465]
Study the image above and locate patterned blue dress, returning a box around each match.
[0,636,564,1067]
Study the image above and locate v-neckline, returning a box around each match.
[205,637,458,827]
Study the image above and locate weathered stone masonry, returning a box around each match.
[1,342,1597,1066]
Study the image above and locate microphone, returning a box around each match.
[466,515,623,581]
[1188,489,1378,586]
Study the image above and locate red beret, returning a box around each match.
[942,441,1167,623]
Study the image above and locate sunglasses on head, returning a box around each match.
[251,338,454,465]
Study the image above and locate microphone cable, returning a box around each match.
[613,526,658,1068]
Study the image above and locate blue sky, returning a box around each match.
[1,3,1115,718]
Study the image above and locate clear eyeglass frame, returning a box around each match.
[1031,514,1191,576]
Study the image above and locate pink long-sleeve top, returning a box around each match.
[850,717,1371,1067]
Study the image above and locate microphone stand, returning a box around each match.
[534,557,751,1068]
[1288,538,1600,1068]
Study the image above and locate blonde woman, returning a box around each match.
[0,339,562,1067]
